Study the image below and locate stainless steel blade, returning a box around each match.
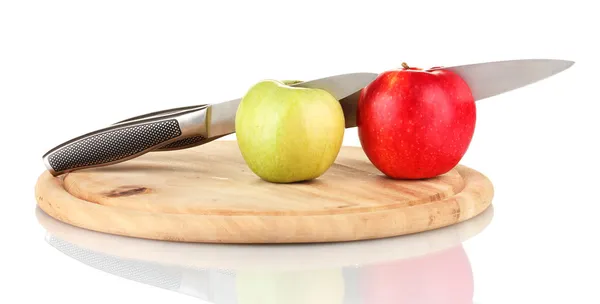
[290,72,379,101]
[206,72,378,137]
[439,59,574,101]
[339,90,362,128]
[189,59,576,140]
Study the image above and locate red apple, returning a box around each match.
[357,63,476,179]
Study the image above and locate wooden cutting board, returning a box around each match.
[35,140,494,244]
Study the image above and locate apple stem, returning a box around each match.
[401,62,410,70]
[282,80,304,85]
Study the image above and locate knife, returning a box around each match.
[146,58,575,152]
[42,72,379,176]
[42,58,574,176]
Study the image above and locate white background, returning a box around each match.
[1,0,598,303]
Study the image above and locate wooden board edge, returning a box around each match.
[34,165,494,244]
[36,204,494,271]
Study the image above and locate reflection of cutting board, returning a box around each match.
[35,140,494,244]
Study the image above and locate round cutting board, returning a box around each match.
[35,140,494,243]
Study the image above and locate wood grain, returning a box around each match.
[35,140,494,243]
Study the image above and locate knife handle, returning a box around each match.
[42,108,207,176]
[109,104,217,152]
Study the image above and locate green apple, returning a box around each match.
[235,269,345,304]
[235,79,345,183]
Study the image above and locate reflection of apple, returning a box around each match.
[357,63,476,179]
[235,80,345,183]
[360,245,473,304]
[235,269,345,304]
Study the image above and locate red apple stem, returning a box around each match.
[401,62,410,70]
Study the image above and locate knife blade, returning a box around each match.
[151,58,574,152]
[435,58,574,101]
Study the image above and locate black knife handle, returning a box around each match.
[43,109,207,176]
